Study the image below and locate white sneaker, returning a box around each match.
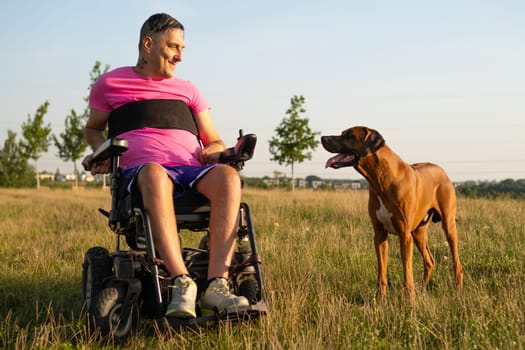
[165,275,197,318]
[200,277,249,315]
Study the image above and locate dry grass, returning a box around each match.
[0,187,524,349]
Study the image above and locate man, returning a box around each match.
[82,13,249,318]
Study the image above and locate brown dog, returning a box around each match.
[321,126,463,302]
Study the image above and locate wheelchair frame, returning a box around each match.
[81,133,267,340]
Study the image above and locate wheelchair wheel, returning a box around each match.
[238,278,261,304]
[92,287,138,341]
[82,247,113,311]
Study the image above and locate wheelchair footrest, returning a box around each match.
[162,300,268,329]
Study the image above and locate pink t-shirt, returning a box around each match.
[89,67,210,167]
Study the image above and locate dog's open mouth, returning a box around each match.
[325,153,357,169]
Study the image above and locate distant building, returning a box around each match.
[295,179,307,189]
[333,181,362,190]
[65,173,77,181]
[38,171,54,181]
[311,180,324,189]
[263,178,280,187]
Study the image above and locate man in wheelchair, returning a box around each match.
[82,13,252,320]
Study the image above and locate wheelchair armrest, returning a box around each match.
[92,138,129,163]
[219,132,257,164]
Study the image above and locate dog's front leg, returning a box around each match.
[399,232,416,303]
[374,229,389,299]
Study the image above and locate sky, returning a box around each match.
[1,0,524,182]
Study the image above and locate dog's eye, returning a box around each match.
[342,131,353,140]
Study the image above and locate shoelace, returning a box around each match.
[171,278,191,296]
[210,279,233,297]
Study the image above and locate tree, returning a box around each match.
[269,95,320,191]
[82,61,110,119]
[53,109,87,187]
[20,101,52,189]
[305,175,322,187]
[52,61,110,188]
[0,130,35,187]
[85,61,110,188]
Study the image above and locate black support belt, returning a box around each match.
[108,99,199,138]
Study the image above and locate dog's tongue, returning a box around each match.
[325,154,349,168]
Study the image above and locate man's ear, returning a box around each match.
[142,36,153,54]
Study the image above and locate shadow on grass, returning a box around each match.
[0,274,83,327]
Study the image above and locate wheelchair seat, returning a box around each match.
[110,188,212,250]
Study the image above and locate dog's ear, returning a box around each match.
[363,128,385,155]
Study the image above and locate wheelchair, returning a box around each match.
[81,131,267,340]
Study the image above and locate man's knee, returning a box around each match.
[137,163,171,191]
[199,165,241,196]
[216,165,241,189]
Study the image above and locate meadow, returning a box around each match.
[0,187,524,349]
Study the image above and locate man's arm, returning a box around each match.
[82,108,111,173]
[194,109,226,164]
[85,108,110,150]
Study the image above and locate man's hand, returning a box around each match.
[199,140,225,164]
[82,154,110,175]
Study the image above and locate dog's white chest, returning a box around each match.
[376,196,396,233]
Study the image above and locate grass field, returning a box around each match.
[0,187,524,349]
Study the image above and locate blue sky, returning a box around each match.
[1,0,524,181]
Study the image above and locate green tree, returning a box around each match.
[305,175,322,187]
[53,109,86,187]
[0,130,35,187]
[82,61,110,119]
[20,101,52,189]
[85,61,110,188]
[52,61,110,188]
[269,95,320,191]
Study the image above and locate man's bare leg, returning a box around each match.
[137,163,188,278]
[195,165,241,279]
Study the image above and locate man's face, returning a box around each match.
[147,28,185,78]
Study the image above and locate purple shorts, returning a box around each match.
[121,163,221,198]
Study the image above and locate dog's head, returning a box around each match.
[321,126,385,169]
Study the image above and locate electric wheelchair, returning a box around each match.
[81,130,267,340]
